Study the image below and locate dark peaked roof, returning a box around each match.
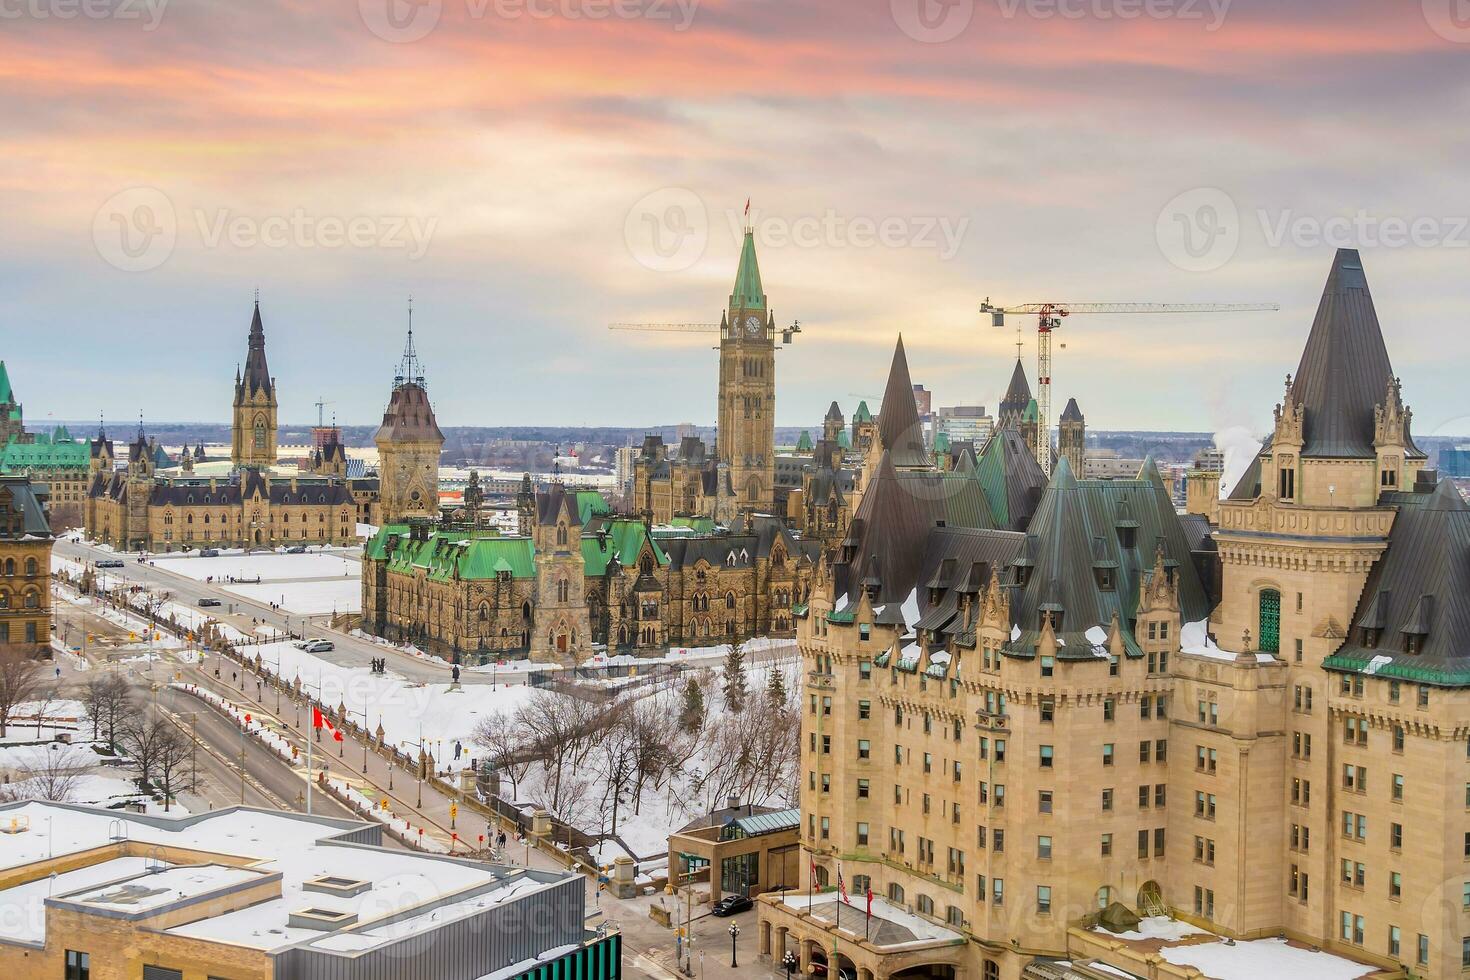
[1326,480,1470,685]
[1290,248,1419,459]
[241,302,272,396]
[1005,456,1210,658]
[825,401,843,422]
[1060,397,1083,423]
[374,381,444,445]
[975,427,1046,531]
[877,337,929,468]
[998,360,1032,424]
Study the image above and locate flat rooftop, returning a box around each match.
[0,802,569,954]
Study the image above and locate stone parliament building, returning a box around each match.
[83,302,381,551]
[758,250,1470,980]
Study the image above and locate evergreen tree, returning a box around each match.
[765,665,787,709]
[723,643,749,714]
[680,677,706,732]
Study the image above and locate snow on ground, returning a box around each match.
[150,551,359,582]
[252,641,541,765]
[1159,937,1374,980]
[225,579,361,615]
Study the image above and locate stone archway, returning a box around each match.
[1138,880,1162,911]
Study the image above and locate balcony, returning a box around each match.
[807,671,835,691]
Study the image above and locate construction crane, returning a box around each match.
[978,300,1280,473]
[609,320,805,345]
[313,397,335,428]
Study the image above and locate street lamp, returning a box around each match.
[727,922,740,968]
[782,950,798,980]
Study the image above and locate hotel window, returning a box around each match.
[1102,743,1114,766]
[1390,871,1401,900]
[1419,935,1430,966]
[856,822,869,846]
[1040,698,1055,723]
[1340,911,1365,945]
[1391,822,1403,850]
[1389,926,1401,958]
[1038,790,1053,814]
[820,817,829,839]
[1392,773,1404,801]
[1140,741,1152,763]
[1101,788,1114,811]
[1039,745,1054,768]
[1340,859,1365,887]
[1342,764,1366,792]
[857,739,869,760]
[1194,886,1214,920]
[1101,833,1112,856]
[858,700,870,720]
[1037,885,1052,914]
[857,778,869,799]
[993,829,1005,852]
[1037,835,1052,860]
[65,952,89,980]
[992,878,1004,906]
[1040,656,1054,678]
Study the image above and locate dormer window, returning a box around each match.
[1118,526,1136,549]
[1278,456,1296,501]
[1362,628,1379,650]
[1094,568,1115,591]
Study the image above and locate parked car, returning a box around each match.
[303,639,335,653]
[96,559,124,568]
[285,545,307,554]
[196,598,222,608]
[711,895,752,917]
[200,548,221,558]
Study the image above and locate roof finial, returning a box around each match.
[395,297,424,390]
[254,286,260,306]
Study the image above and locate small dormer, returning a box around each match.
[1356,589,1389,650]
[1090,536,1118,592]
[1400,594,1433,655]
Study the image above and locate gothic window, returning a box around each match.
[1258,589,1281,654]
[558,579,569,603]
[557,524,568,546]
[253,418,267,450]
[726,592,736,610]
[640,554,653,576]
[1,559,10,576]
[24,558,36,576]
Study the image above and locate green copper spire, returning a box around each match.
[729,230,766,311]
[1022,397,1039,423]
[0,361,13,405]
[854,400,872,423]
[795,430,814,452]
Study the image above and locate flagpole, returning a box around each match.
[307,707,313,815]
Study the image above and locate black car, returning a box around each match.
[96,559,125,569]
[286,546,307,554]
[711,895,752,917]
[197,598,222,607]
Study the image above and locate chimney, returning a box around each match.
[726,795,740,811]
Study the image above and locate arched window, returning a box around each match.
[1258,588,1281,654]
[24,558,36,576]
[887,882,904,904]
[1097,886,1112,909]
[916,894,934,916]
[725,592,736,610]
[3,558,14,576]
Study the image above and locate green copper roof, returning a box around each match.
[836,430,851,450]
[934,431,951,453]
[2,435,89,471]
[0,361,12,405]
[573,490,612,525]
[1022,398,1039,423]
[1322,652,1470,688]
[365,523,412,560]
[854,401,872,423]
[730,230,766,311]
[795,431,814,452]
[382,528,537,582]
[583,519,669,576]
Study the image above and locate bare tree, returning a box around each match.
[153,722,191,812]
[472,710,533,798]
[31,682,59,737]
[121,713,168,794]
[18,745,86,803]
[81,674,134,753]
[0,648,43,739]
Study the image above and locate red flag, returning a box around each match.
[313,706,339,740]
[838,863,848,905]
[744,198,750,218]
[866,886,873,917]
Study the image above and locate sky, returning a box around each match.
[3,0,1469,440]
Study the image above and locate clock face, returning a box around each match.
[744,314,762,338]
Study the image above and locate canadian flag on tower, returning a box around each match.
[313,706,343,742]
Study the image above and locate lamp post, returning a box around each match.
[350,708,370,774]
[727,922,740,968]
[782,950,798,980]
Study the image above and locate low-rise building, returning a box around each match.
[0,801,618,980]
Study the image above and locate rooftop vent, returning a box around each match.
[303,876,372,898]
[288,907,359,931]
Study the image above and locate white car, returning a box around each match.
[303,639,335,653]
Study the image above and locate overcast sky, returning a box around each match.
[4,0,1469,440]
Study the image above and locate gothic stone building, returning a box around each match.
[0,362,91,529]
[757,250,1470,980]
[0,476,53,657]
[84,302,372,551]
[361,482,820,666]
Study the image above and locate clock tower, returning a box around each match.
[717,229,776,515]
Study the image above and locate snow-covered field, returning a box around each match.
[1159,937,1373,980]
[151,552,359,582]
[253,641,540,765]
[226,579,361,615]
